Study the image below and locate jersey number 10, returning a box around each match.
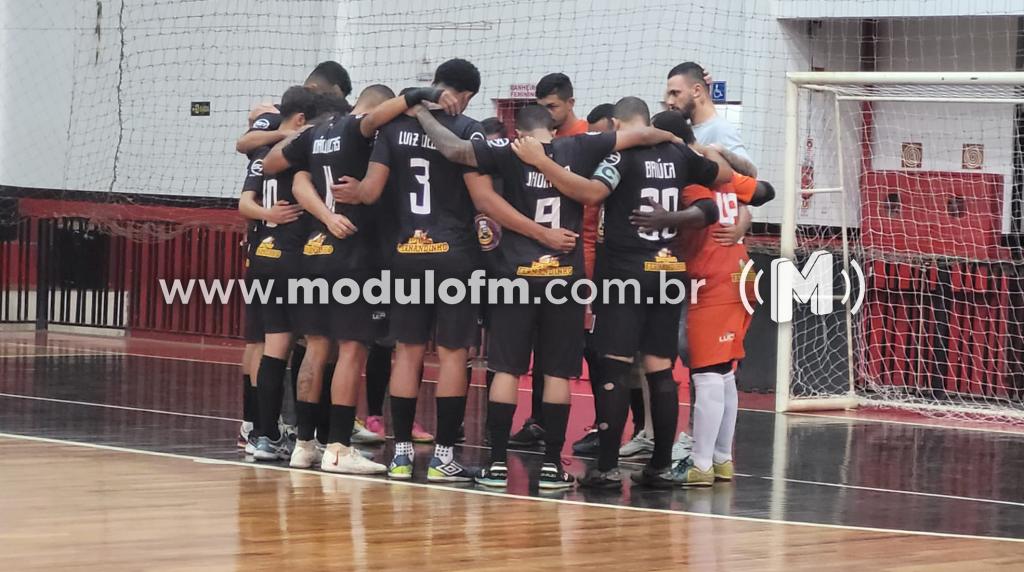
[262,179,279,228]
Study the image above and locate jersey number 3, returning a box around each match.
[410,158,431,215]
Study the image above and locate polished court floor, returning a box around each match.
[1,331,1023,569]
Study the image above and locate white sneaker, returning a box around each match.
[672,432,694,462]
[320,443,387,474]
[351,419,385,444]
[619,433,655,458]
[237,421,254,448]
[290,439,324,468]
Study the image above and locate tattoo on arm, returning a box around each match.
[415,109,478,167]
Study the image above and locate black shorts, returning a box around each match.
[261,272,294,335]
[593,285,683,360]
[243,271,265,343]
[291,276,387,343]
[388,270,478,349]
[487,288,585,378]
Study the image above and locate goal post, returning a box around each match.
[777,71,1024,422]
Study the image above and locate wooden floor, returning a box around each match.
[2,437,1022,571]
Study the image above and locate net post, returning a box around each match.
[775,75,800,413]
[833,93,858,406]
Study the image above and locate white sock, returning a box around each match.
[396,441,414,458]
[691,372,725,472]
[435,444,454,464]
[714,370,738,464]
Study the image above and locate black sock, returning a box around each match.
[485,369,495,391]
[435,396,466,447]
[366,344,391,417]
[542,402,570,464]
[584,340,601,426]
[316,363,335,445]
[646,369,679,470]
[596,358,631,472]
[487,401,516,463]
[530,364,545,426]
[242,375,257,423]
[630,387,646,436]
[327,404,357,446]
[289,344,306,404]
[390,396,417,443]
[256,356,288,441]
[296,400,318,441]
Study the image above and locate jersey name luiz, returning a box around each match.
[397,131,438,150]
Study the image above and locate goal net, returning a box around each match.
[778,72,1024,422]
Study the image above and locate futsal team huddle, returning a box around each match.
[234,57,775,490]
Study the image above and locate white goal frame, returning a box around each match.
[776,71,1024,415]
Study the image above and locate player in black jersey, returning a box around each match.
[518,96,733,489]
[261,84,460,474]
[239,86,320,462]
[236,61,353,158]
[332,58,576,482]
[416,104,681,488]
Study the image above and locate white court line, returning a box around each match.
[0,352,107,360]
[1,391,1020,509]
[8,346,1024,436]
[0,431,1020,544]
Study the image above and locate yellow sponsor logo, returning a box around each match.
[644,248,686,272]
[516,255,573,277]
[397,230,450,254]
[303,233,335,256]
[254,237,282,259]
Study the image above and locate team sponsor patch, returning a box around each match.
[252,118,271,130]
[475,214,501,252]
[488,138,510,148]
[516,255,573,277]
[255,236,282,259]
[249,159,263,177]
[303,232,334,256]
[397,230,449,254]
[469,131,486,141]
[643,248,686,272]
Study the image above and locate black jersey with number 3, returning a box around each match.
[243,146,307,271]
[282,114,380,276]
[370,111,484,274]
[591,142,719,278]
[470,131,616,279]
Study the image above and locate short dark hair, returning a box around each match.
[358,84,396,105]
[433,58,481,94]
[516,104,555,132]
[481,117,505,137]
[307,61,353,96]
[279,85,319,119]
[536,73,573,100]
[667,61,708,89]
[586,103,615,125]
[312,93,352,117]
[613,96,651,125]
[651,110,695,144]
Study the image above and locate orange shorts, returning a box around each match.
[687,302,751,369]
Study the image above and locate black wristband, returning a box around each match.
[404,87,443,107]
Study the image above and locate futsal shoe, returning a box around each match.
[388,454,414,480]
[320,443,387,474]
[630,465,676,489]
[671,432,695,462]
[411,421,435,444]
[474,461,509,488]
[237,421,254,448]
[509,418,545,449]
[364,415,386,439]
[289,439,324,469]
[571,428,600,456]
[427,457,476,483]
[619,433,655,459]
[539,463,576,490]
[579,467,623,490]
[352,418,386,444]
[253,435,291,461]
[244,434,258,456]
[713,460,735,482]
[671,458,714,487]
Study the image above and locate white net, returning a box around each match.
[784,75,1024,422]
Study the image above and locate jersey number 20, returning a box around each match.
[638,187,679,241]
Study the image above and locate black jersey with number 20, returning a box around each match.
[591,142,719,278]
[370,111,484,275]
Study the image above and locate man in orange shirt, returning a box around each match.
[509,73,595,449]
[635,111,774,486]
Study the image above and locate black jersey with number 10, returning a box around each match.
[591,142,719,278]
[242,146,307,272]
[370,110,484,275]
[470,131,616,279]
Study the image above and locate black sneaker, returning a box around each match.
[571,429,600,456]
[509,418,545,448]
[579,467,623,490]
[475,461,509,487]
[539,462,576,490]
[630,464,676,489]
